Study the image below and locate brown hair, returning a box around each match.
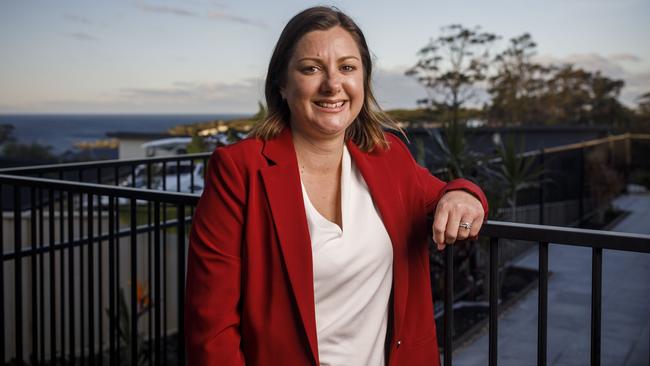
[249,6,403,152]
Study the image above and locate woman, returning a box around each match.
[185,6,487,366]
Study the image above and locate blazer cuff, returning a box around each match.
[439,178,489,219]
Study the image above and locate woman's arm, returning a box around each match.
[389,134,488,248]
[185,148,246,365]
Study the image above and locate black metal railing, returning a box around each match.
[1,173,199,365]
[1,162,649,365]
[440,222,650,366]
[0,152,212,195]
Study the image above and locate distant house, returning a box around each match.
[106,131,190,160]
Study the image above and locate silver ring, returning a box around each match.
[459,222,472,230]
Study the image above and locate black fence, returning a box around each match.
[0,174,198,365]
[1,144,649,365]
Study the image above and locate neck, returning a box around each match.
[292,130,345,175]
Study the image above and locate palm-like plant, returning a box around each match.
[494,137,545,221]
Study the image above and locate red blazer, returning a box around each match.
[185,128,488,365]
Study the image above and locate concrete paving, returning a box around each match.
[452,193,650,366]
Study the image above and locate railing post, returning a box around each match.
[444,244,454,366]
[29,188,38,364]
[0,184,4,366]
[538,242,549,366]
[130,198,138,366]
[49,189,56,363]
[538,150,545,225]
[14,186,24,365]
[154,201,162,365]
[177,203,186,365]
[108,196,116,366]
[68,192,76,362]
[87,193,95,366]
[489,237,499,366]
[591,247,602,366]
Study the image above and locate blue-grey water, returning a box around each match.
[0,114,246,154]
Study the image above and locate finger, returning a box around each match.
[457,218,472,241]
[436,241,446,251]
[433,205,449,248]
[469,212,484,238]
[444,209,463,244]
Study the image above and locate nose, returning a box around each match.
[320,71,342,95]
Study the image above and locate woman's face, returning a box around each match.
[281,26,364,140]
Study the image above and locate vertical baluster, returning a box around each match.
[88,193,95,366]
[30,188,38,365]
[114,166,121,364]
[39,179,46,364]
[177,204,186,364]
[443,244,453,366]
[130,198,138,366]
[97,168,104,366]
[162,162,168,366]
[538,150,545,225]
[47,189,56,364]
[78,171,86,366]
[68,192,76,362]
[0,184,4,366]
[147,164,153,365]
[154,201,161,365]
[58,178,66,364]
[108,196,116,366]
[489,237,499,366]
[14,186,24,364]
[538,241,548,366]
[591,247,602,366]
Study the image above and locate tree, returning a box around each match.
[406,24,498,126]
[487,33,550,126]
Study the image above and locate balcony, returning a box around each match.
[1,140,649,365]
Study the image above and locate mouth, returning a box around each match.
[313,100,347,110]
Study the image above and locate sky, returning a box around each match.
[1,0,649,114]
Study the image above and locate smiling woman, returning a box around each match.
[184,6,489,366]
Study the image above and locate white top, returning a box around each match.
[301,146,393,366]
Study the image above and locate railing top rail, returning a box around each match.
[0,174,200,205]
[0,151,213,175]
[483,220,650,253]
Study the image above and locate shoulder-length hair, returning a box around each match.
[249,6,403,152]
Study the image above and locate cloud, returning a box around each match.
[608,53,641,63]
[137,4,198,17]
[65,32,100,42]
[63,14,94,25]
[207,11,268,28]
[533,53,650,106]
[134,2,266,29]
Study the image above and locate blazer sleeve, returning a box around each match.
[185,148,246,365]
[390,134,489,217]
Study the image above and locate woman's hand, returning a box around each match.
[433,190,485,251]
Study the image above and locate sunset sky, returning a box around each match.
[1,0,649,114]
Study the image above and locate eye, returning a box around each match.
[340,64,357,72]
[300,65,320,74]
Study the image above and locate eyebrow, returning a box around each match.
[297,56,360,63]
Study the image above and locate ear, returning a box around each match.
[279,88,286,100]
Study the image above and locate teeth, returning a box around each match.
[316,101,344,109]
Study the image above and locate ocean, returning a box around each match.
[0,114,247,154]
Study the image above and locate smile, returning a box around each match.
[314,100,346,109]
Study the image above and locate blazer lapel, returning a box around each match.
[347,140,408,345]
[259,129,319,365]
